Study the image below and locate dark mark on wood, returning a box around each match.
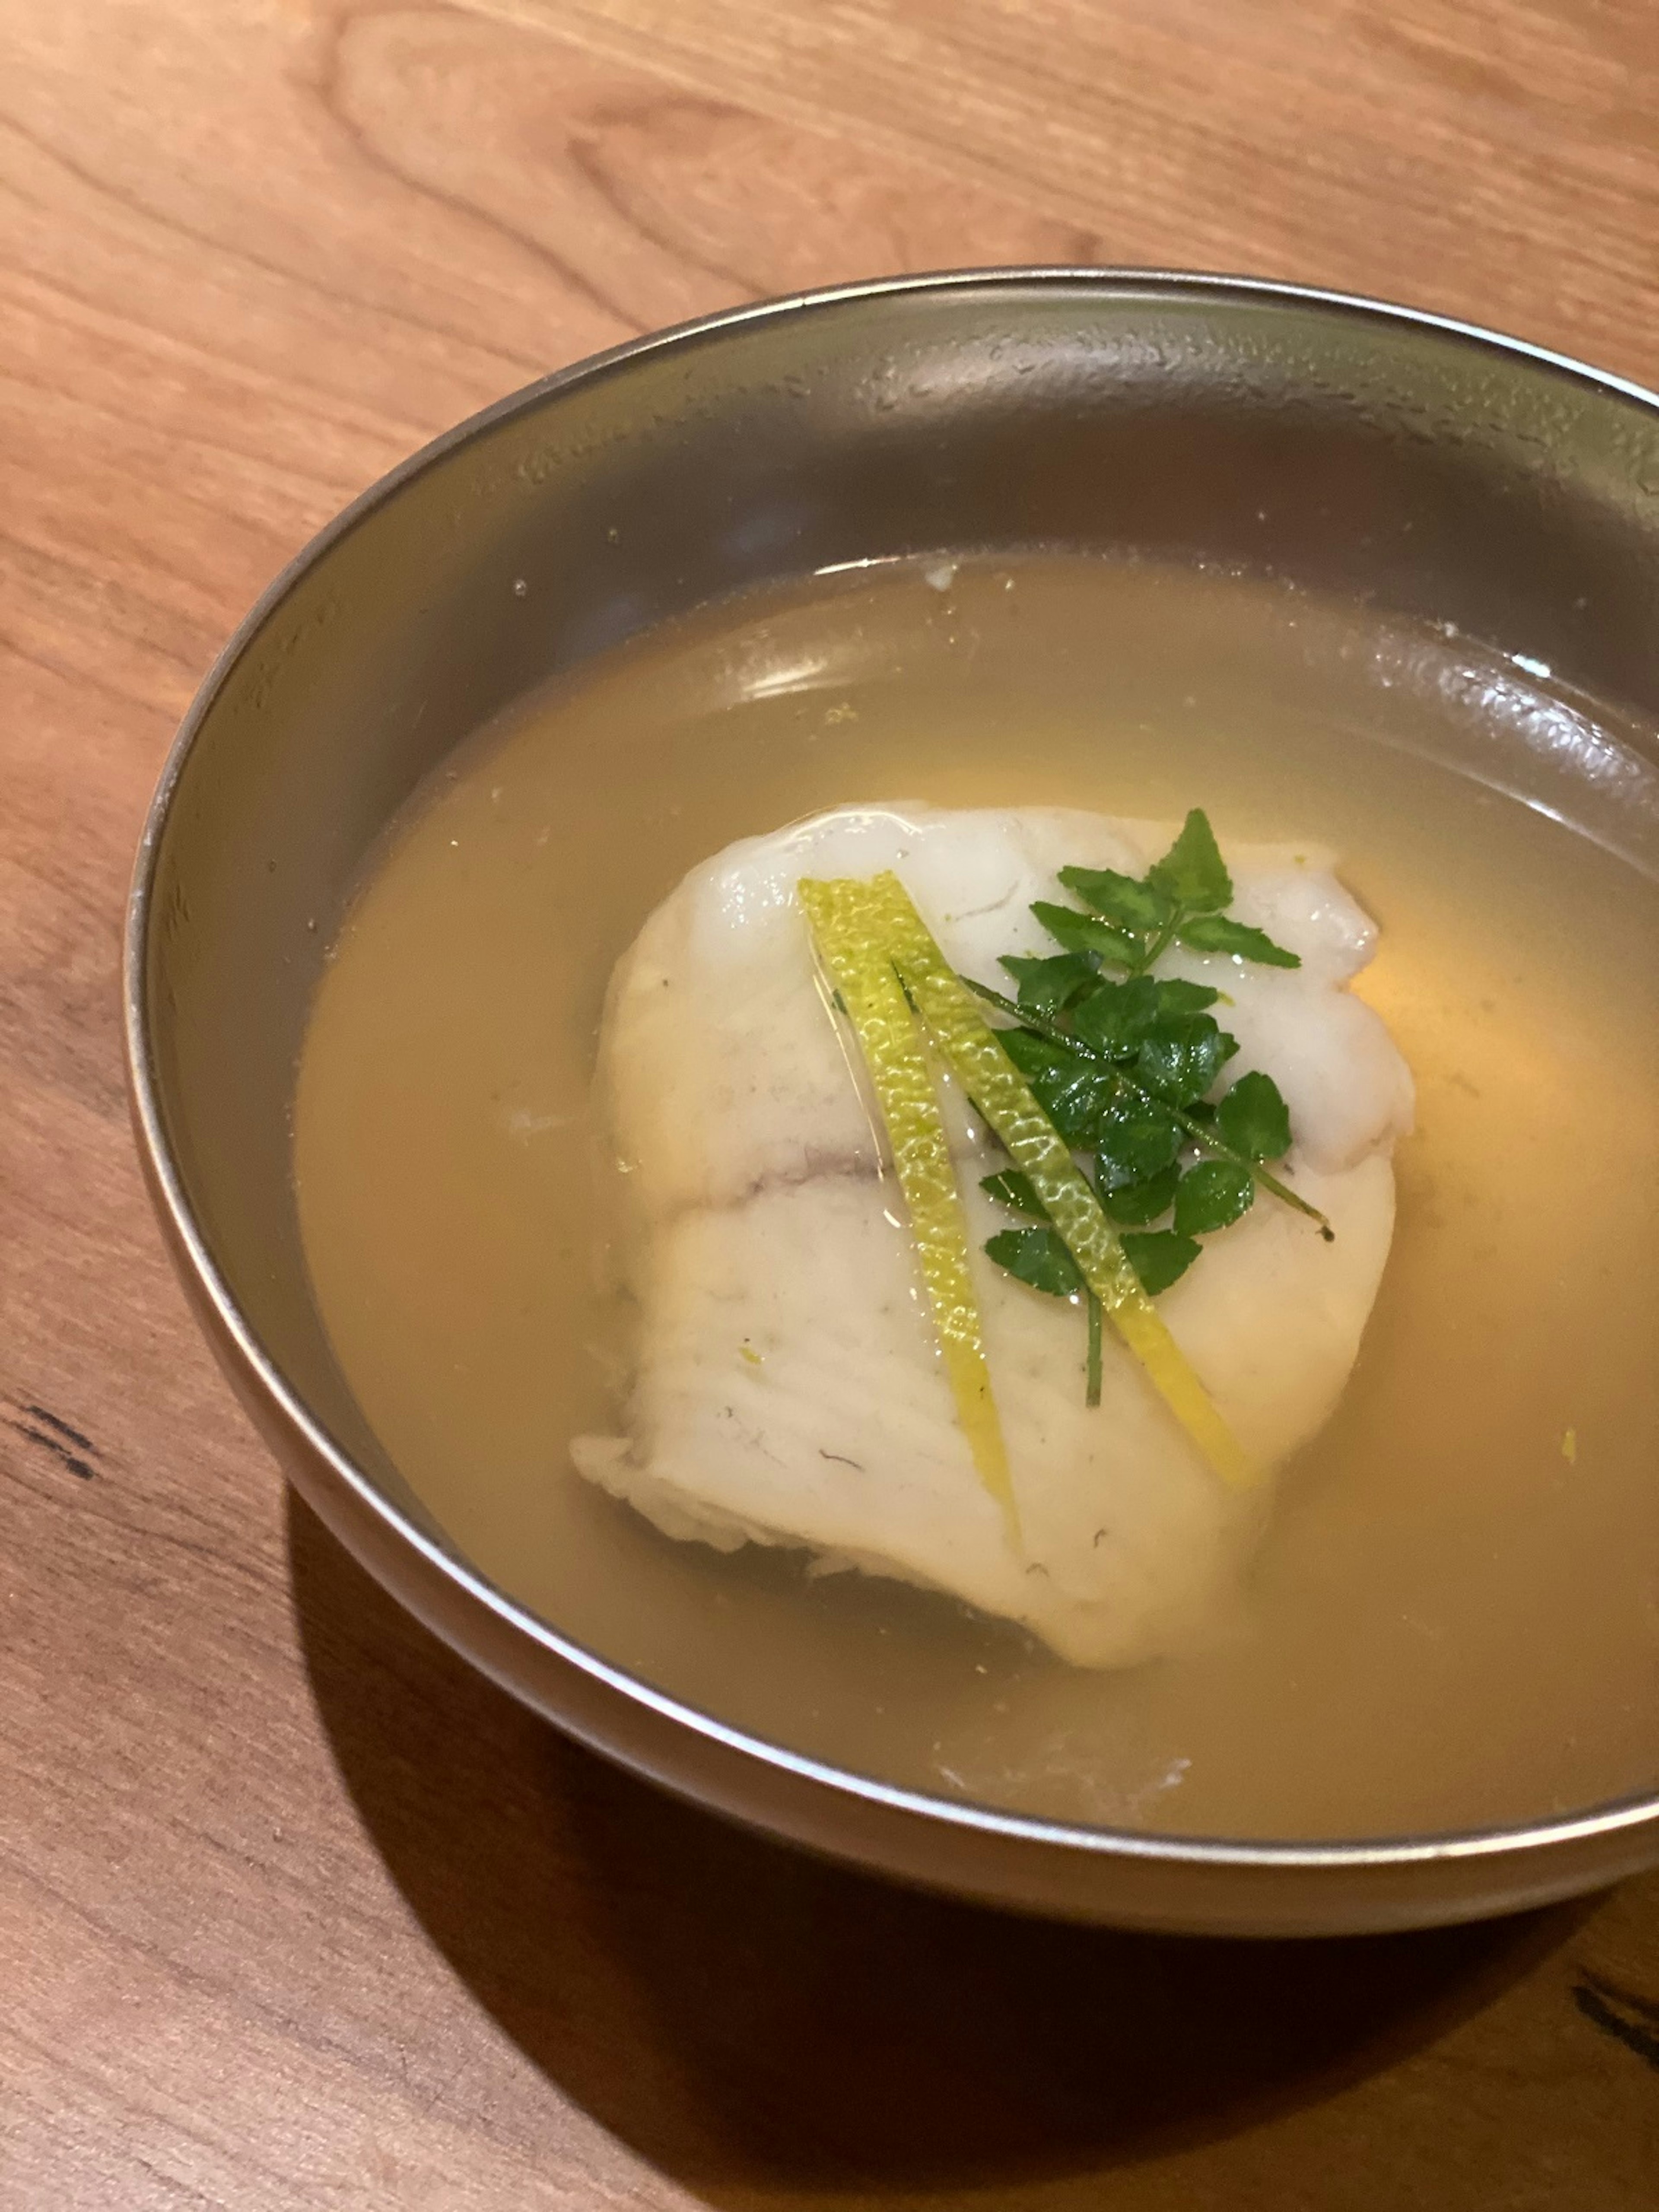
[6,1418,97,1481]
[1573,1972,1659,2072]
[22,1402,96,1455]
[818,1449,865,1470]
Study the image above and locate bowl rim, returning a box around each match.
[125,264,1659,1876]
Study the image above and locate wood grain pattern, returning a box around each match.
[2,3,1656,2206]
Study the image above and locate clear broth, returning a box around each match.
[293,555,1659,1840]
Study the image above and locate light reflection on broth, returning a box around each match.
[292,556,1659,1840]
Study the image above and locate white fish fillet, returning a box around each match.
[572,805,1414,1666]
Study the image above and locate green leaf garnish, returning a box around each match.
[979,1170,1048,1219]
[1215,1069,1293,1162]
[1029,901,1142,966]
[1121,1230,1203,1295]
[1148,809,1233,912]
[1094,1105,1184,1189]
[1055,865,1173,933]
[1132,1013,1239,1106]
[1177,914,1301,968]
[1067,974,1161,1056]
[940,810,1344,1402]
[997,1027,1119,1145]
[985,1225,1084,1299]
[1173,1159,1256,1236]
[1152,978,1222,1016]
[999,949,1100,1014]
[1101,1161,1181,1226]
[1035,817,1301,990]
[960,973,1331,1242]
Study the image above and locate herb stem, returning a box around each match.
[1085,1288,1102,1409]
[958,976,1335,1239]
[1133,906,1185,976]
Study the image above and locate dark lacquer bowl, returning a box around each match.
[126,271,1659,1936]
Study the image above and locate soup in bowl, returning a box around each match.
[127,272,1659,1935]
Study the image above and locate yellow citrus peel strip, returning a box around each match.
[797,877,1019,1541]
[858,870,1256,1493]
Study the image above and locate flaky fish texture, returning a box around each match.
[572,805,1413,1666]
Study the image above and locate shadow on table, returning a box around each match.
[289,1495,1581,2203]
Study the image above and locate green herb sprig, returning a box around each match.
[975,812,1328,1349]
[1058,808,1301,976]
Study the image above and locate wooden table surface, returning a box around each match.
[4,3,1657,2205]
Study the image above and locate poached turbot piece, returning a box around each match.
[571,805,1414,1666]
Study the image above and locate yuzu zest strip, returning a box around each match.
[797,877,1020,1540]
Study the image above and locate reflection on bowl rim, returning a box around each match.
[124,267,1659,1903]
